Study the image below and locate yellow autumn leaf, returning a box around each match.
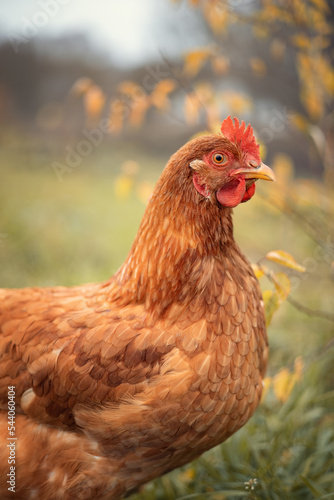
[118,81,144,98]
[289,113,309,133]
[196,82,215,102]
[129,98,150,127]
[184,48,212,77]
[273,368,294,402]
[177,466,196,486]
[121,160,140,176]
[83,85,106,122]
[291,34,312,49]
[265,250,306,272]
[150,79,176,111]
[270,39,286,62]
[272,272,291,302]
[136,181,154,204]
[261,4,291,23]
[109,99,126,134]
[221,91,253,115]
[309,6,330,33]
[211,55,230,75]
[298,52,311,73]
[154,79,176,95]
[203,2,228,34]
[273,358,303,402]
[310,0,331,12]
[114,175,134,200]
[251,263,265,280]
[291,0,309,24]
[317,55,334,94]
[250,58,267,77]
[262,289,280,327]
[70,77,93,96]
[184,93,200,125]
[302,90,324,121]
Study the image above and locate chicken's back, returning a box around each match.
[0,284,100,417]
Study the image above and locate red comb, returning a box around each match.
[220,116,260,163]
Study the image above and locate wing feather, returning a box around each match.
[0,285,174,429]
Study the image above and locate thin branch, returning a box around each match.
[258,263,334,324]
[258,194,334,260]
[287,295,334,323]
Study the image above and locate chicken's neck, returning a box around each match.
[108,157,239,317]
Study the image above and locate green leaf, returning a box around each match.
[300,475,327,497]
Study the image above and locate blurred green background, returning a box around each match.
[0,1,333,498]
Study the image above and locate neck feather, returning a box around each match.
[107,153,237,316]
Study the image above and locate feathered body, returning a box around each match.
[0,118,275,499]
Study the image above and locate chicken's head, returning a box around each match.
[189,116,276,208]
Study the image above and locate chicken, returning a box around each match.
[0,116,276,500]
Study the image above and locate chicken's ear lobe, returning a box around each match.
[192,172,210,198]
[189,160,211,198]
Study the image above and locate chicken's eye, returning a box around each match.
[212,153,227,165]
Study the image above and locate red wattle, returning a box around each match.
[216,177,246,208]
[241,182,256,203]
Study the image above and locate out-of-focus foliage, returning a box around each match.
[74,0,333,180]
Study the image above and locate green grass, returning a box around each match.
[1,137,333,499]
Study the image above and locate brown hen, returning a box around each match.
[0,116,276,499]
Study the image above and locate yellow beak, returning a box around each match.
[232,162,277,182]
